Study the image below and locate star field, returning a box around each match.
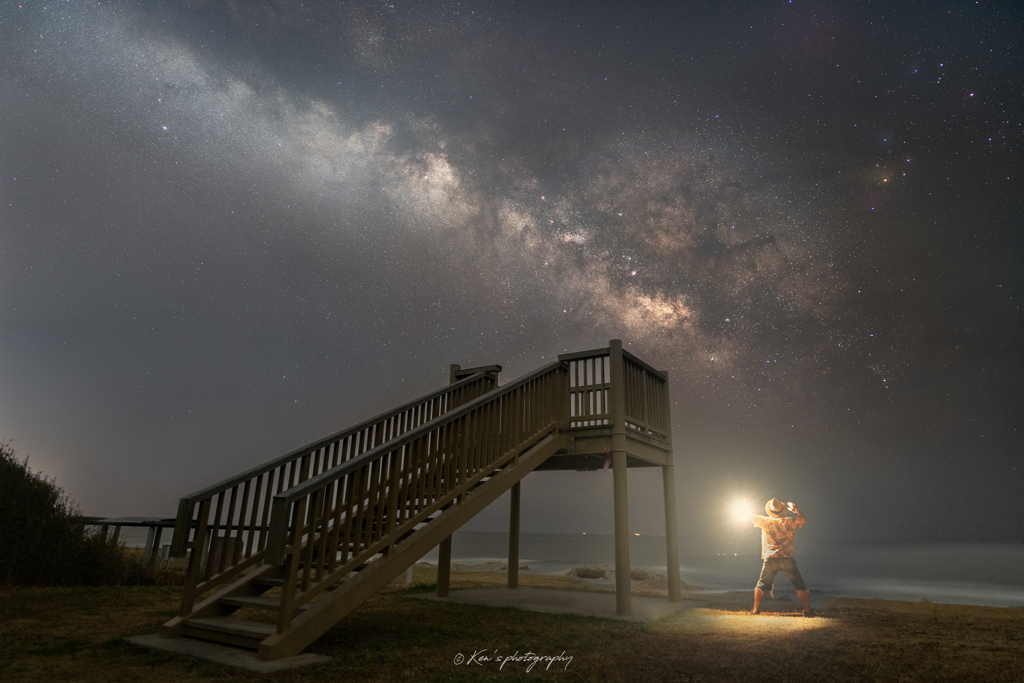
[1,0,1021,543]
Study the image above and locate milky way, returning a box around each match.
[1,1,1021,541]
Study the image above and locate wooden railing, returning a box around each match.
[560,347,669,441]
[560,347,611,428]
[622,351,670,443]
[168,371,497,615]
[261,361,569,634]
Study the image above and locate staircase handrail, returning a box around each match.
[168,370,496,555]
[257,359,568,643]
[264,360,567,565]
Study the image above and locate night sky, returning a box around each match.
[2,1,1021,547]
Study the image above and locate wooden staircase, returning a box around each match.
[161,344,678,660]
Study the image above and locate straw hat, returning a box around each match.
[765,498,786,518]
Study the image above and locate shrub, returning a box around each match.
[568,564,610,579]
[0,441,155,586]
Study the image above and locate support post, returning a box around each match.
[150,526,164,565]
[609,339,632,616]
[508,481,521,589]
[143,526,157,564]
[436,535,452,597]
[660,369,681,602]
[435,362,462,598]
[663,463,681,602]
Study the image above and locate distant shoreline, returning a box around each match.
[115,528,1024,608]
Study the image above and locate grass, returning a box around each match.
[2,565,1023,682]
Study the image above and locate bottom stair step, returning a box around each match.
[220,595,312,613]
[183,617,277,650]
[251,577,349,592]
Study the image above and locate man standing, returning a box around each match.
[750,498,813,616]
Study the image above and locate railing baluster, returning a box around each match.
[397,444,412,529]
[408,437,421,517]
[326,474,344,574]
[581,359,585,424]
[278,499,304,633]
[379,450,392,539]
[301,488,320,590]
[338,469,357,566]
[257,468,279,552]
[453,417,466,493]
[179,498,211,616]
[244,474,263,558]
[352,464,369,555]
[313,482,330,583]
[421,431,433,508]
[217,486,239,576]
[433,423,446,500]
[204,492,225,581]
[486,398,497,467]
[466,408,477,479]
[233,481,251,566]
[365,458,380,544]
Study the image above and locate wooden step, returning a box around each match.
[251,574,358,591]
[182,616,276,650]
[219,595,312,613]
[296,562,370,575]
[251,576,287,589]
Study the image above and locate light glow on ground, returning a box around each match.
[662,609,835,635]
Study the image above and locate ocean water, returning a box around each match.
[116,527,1024,608]
[415,531,1024,608]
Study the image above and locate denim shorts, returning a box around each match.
[755,557,807,592]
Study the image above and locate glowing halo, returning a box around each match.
[729,498,753,524]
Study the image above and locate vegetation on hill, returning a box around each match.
[0,441,152,587]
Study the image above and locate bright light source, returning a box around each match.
[729,498,752,524]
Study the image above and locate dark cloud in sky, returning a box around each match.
[1,0,1021,546]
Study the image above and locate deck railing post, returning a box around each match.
[609,339,632,616]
